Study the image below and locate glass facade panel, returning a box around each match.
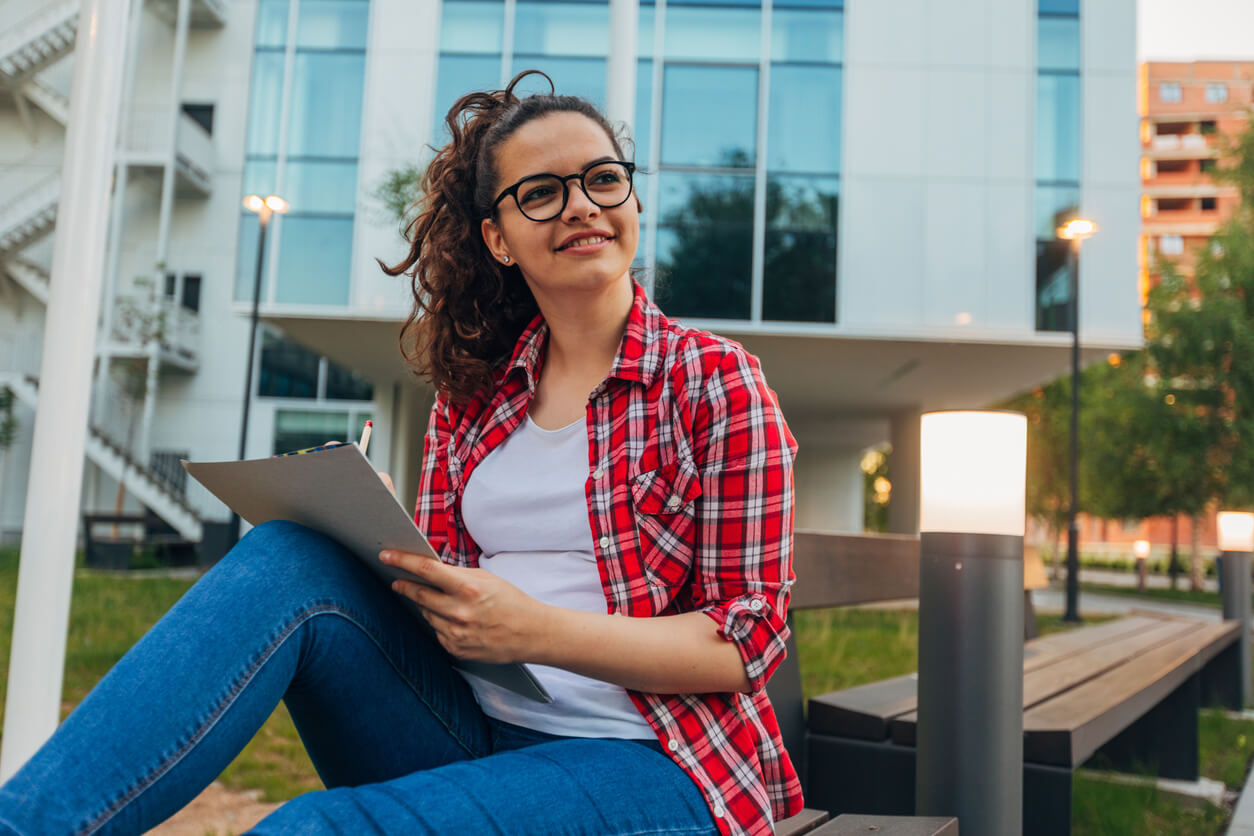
[632,59,652,166]
[243,159,277,198]
[274,216,354,305]
[296,0,370,48]
[513,0,609,58]
[1037,16,1079,71]
[1035,74,1080,183]
[287,52,366,157]
[768,65,841,174]
[1036,239,1072,331]
[246,51,285,155]
[325,360,375,400]
[638,5,655,58]
[512,56,607,105]
[662,65,757,167]
[260,331,320,398]
[273,409,351,454]
[763,176,837,322]
[664,6,760,62]
[434,53,502,138]
[1038,0,1079,13]
[255,0,289,47]
[656,172,754,319]
[285,160,359,214]
[1034,184,1079,240]
[771,7,842,63]
[235,214,260,301]
[440,0,504,53]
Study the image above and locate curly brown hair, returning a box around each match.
[380,71,630,405]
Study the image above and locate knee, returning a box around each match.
[216,520,353,592]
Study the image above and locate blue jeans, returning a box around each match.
[0,521,718,836]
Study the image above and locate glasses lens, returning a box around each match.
[583,162,632,209]
[516,175,566,221]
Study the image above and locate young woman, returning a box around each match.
[0,72,801,836]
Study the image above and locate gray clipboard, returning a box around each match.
[183,443,552,703]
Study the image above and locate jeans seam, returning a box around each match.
[75,602,481,836]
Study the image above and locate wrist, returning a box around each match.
[522,600,566,665]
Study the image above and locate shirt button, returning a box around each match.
[666,495,681,508]
[667,739,680,752]
[713,806,725,818]
[599,536,610,549]
[592,467,605,480]
[749,599,764,612]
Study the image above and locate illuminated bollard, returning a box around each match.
[915,411,1026,836]
[1218,512,1253,707]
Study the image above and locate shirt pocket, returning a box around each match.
[630,461,702,589]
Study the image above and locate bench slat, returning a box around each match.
[811,814,959,835]
[1023,621,1239,766]
[889,617,1201,745]
[775,808,831,836]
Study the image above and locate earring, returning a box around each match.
[502,255,511,264]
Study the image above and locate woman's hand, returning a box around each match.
[380,550,554,664]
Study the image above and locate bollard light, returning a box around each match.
[1218,512,1254,553]
[1134,539,1150,593]
[920,411,1027,536]
[916,410,1027,836]
[1218,511,1253,707]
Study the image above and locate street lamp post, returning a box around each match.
[1218,511,1253,707]
[1058,217,1097,623]
[228,194,288,545]
[1134,539,1151,593]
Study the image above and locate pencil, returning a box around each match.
[358,420,373,455]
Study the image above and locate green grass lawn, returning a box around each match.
[1080,582,1223,609]
[0,547,1249,834]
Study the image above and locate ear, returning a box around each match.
[635,195,643,214]
[480,217,511,265]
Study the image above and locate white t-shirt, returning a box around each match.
[458,413,654,739]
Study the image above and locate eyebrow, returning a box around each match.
[517,155,619,181]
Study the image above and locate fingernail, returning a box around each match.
[380,551,392,563]
[391,580,402,592]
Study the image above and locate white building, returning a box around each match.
[0,0,1141,550]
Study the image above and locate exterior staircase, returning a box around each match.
[3,258,49,305]
[0,174,59,258]
[0,0,79,85]
[0,371,204,541]
[21,76,69,126]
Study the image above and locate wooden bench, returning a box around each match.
[803,611,1241,836]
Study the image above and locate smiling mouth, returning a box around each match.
[556,235,614,251]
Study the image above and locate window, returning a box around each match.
[1159,235,1184,255]
[656,173,755,319]
[1155,159,1187,174]
[1205,83,1228,103]
[181,274,201,313]
[1036,74,1081,182]
[273,409,371,455]
[1201,196,1217,211]
[1201,158,1217,173]
[1159,82,1182,103]
[1200,120,1217,135]
[661,65,758,168]
[325,360,374,400]
[1156,197,1191,212]
[181,103,214,135]
[259,331,319,398]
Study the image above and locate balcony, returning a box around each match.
[110,291,201,373]
[147,0,227,28]
[1146,133,1219,161]
[124,107,215,197]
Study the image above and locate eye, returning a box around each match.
[589,169,622,186]
[520,184,557,204]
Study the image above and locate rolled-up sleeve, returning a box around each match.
[691,347,798,694]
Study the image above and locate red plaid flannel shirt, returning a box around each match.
[414,282,803,836]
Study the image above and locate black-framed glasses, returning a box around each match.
[491,160,636,222]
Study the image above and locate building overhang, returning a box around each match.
[257,304,1143,428]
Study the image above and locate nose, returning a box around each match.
[561,177,600,223]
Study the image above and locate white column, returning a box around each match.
[392,384,435,517]
[369,381,395,471]
[136,342,160,462]
[606,0,639,132]
[0,0,131,781]
[154,0,190,269]
[793,446,865,533]
[888,408,922,535]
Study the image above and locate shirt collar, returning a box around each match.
[503,281,667,392]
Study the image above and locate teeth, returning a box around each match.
[563,236,607,249]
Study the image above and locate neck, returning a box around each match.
[531,275,634,377]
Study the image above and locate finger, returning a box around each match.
[377,472,396,496]
[323,440,343,447]
[381,551,459,592]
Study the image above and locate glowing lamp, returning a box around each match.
[1058,218,1098,241]
[1133,540,1150,560]
[1218,512,1254,553]
[920,411,1027,537]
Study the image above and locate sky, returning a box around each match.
[1138,0,1254,62]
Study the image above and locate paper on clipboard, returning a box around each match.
[182,443,552,703]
